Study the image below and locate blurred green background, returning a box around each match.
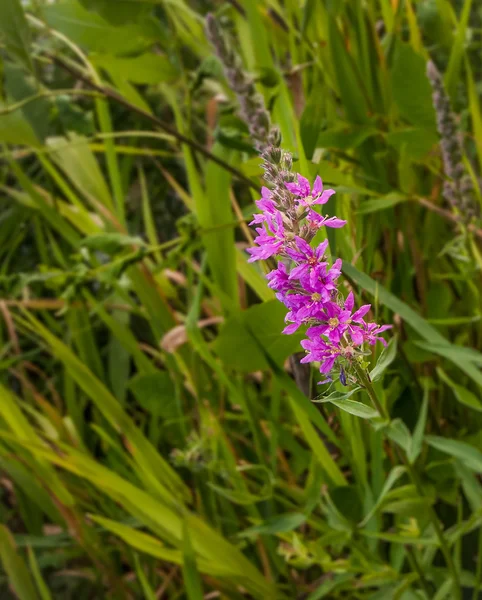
[0,0,481,598]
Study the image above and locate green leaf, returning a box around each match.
[214,300,303,373]
[426,436,482,473]
[182,521,204,600]
[415,341,482,367]
[238,513,306,538]
[300,82,326,158]
[316,126,377,151]
[92,53,177,84]
[323,397,379,419]
[370,335,398,381]
[384,419,412,453]
[134,555,157,600]
[47,133,115,211]
[359,466,406,526]
[386,128,438,159]
[444,0,473,100]
[0,0,32,71]
[409,384,429,463]
[330,485,363,523]
[391,42,436,129]
[80,232,145,255]
[214,312,268,372]
[79,0,149,25]
[437,368,482,412]
[3,62,50,142]
[0,525,39,600]
[42,0,156,54]
[27,548,52,600]
[357,194,408,215]
[128,372,177,419]
[0,101,39,146]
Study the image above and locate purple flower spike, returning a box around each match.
[247,162,390,383]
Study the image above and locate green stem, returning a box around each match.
[354,364,462,600]
[405,546,432,599]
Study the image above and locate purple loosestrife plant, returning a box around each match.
[247,176,390,385]
[206,14,390,386]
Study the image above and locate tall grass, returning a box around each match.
[0,0,481,598]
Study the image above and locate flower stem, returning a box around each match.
[354,364,462,599]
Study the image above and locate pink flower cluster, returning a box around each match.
[248,174,391,382]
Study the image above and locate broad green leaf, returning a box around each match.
[0,0,32,71]
[391,43,436,129]
[214,300,303,373]
[42,0,157,54]
[415,341,482,367]
[128,372,177,418]
[3,63,50,142]
[456,461,482,512]
[214,312,268,372]
[384,419,412,453]
[324,398,379,420]
[0,101,39,146]
[330,485,363,524]
[79,0,149,25]
[437,368,482,412]
[93,53,177,84]
[426,436,482,473]
[386,128,438,159]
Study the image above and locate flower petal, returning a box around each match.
[312,175,323,196]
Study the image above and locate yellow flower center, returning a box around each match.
[328,318,339,328]
[311,293,321,302]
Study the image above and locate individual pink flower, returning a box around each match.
[247,211,286,262]
[285,237,329,283]
[249,187,278,225]
[307,210,347,229]
[285,174,336,207]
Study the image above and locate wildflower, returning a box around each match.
[245,170,390,381]
[285,174,336,208]
[206,13,390,385]
[247,212,286,262]
[285,237,329,282]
